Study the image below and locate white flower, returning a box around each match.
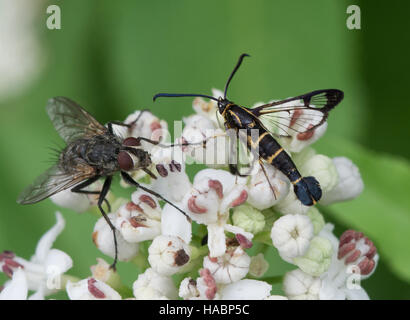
[50,181,108,213]
[150,145,191,203]
[203,245,251,284]
[133,268,177,300]
[0,212,72,298]
[148,235,191,276]
[246,162,290,210]
[219,279,272,300]
[283,269,321,300]
[92,213,139,261]
[182,169,252,257]
[284,225,378,300]
[115,192,161,243]
[179,268,219,300]
[320,157,364,205]
[271,214,314,262]
[0,268,28,300]
[179,277,201,300]
[161,203,192,244]
[66,278,121,300]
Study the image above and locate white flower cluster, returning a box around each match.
[2,93,374,300]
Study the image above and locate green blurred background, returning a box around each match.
[0,0,409,299]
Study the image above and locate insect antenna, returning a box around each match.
[153,93,218,102]
[223,53,250,99]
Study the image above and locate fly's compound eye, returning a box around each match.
[118,151,134,171]
[123,137,140,147]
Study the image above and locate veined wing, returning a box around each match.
[47,97,107,144]
[17,163,95,204]
[251,89,344,137]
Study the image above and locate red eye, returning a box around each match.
[117,151,133,171]
[123,137,140,147]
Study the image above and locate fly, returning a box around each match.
[153,54,344,206]
[17,97,189,269]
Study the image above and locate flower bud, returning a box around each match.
[148,235,191,276]
[247,164,290,210]
[274,187,310,215]
[271,214,314,263]
[298,154,338,193]
[320,157,364,205]
[283,269,320,300]
[203,246,251,284]
[307,207,325,235]
[116,192,161,243]
[232,204,265,235]
[293,236,333,276]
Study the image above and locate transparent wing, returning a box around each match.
[251,89,344,137]
[47,97,107,144]
[17,164,95,204]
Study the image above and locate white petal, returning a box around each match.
[44,249,73,275]
[161,203,192,243]
[344,287,369,300]
[247,164,290,210]
[50,188,92,213]
[93,214,139,261]
[66,279,121,300]
[28,289,45,300]
[133,268,177,300]
[32,212,65,263]
[283,269,321,300]
[274,188,310,215]
[0,268,28,300]
[207,224,226,258]
[220,280,272,300]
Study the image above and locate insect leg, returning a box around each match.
[71,176,111,211]
[107,109,149,134]
[142,168,158,180]
[120,171,191,221]
[97,175,118,270]
[258,159,277,200]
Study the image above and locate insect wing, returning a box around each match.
[251,89,343,137]
[47,97,107,144]
[17,164,94,204]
